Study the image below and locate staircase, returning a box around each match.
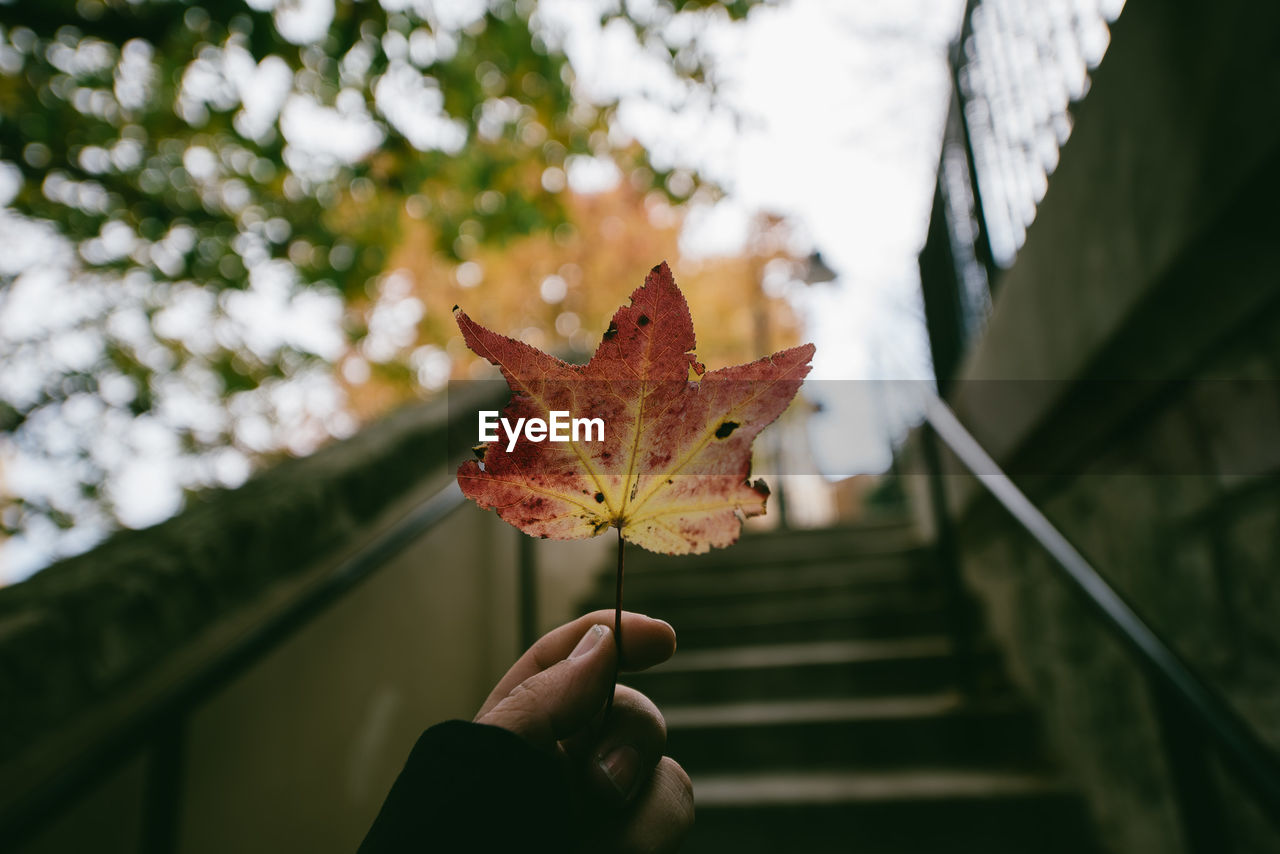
[586,518,1106,853]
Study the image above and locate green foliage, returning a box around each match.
[0,0,767,569]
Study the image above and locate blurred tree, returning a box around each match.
[0,0,769,575]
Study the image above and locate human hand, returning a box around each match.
[475,610,692,853]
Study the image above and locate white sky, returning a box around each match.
[0,0,965,581]
[557,0,964,471]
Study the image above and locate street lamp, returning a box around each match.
[802,250,838,286]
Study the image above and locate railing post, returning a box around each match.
[924,393,1280,838]
[141,716,185,854]
[1151,678,1232,854]
[518,534,538,652]
[921,424,976,696]
[948,38,998,289]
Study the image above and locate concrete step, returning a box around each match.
[604,585,949,634]
[688,770,1101,853]
[623,637,987,703]
[599,574,941,619]
[623,522,922,573]
[664,693,1047,773]
[582,522,1104,854]
[600,553,935,604]
[671,605,950,649]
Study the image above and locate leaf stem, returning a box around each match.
[605,527,625,719]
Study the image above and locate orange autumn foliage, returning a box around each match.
[340,183,803,424]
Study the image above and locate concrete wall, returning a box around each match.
[952,344,1280,854]
[3,386,609,852]
[176,499,521,854]
[954,0,1280,458]
[533,535,613,636]
[923,2,1280,853]
[19,495,526,854]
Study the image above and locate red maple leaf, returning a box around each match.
[455,261,815,555]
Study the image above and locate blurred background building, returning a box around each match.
[3,0,1280,852]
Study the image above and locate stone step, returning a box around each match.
[687,770,1100,853]
[600,553,935,603]
[650,590,951,638]
[623,522,922,573]
[598,584,949,634]
[664,693,1047,773]
[623,637,987,703]
[671,605,950,649]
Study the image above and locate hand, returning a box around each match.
[475,610,693,853]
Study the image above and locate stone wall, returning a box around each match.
[919,2,1280,852]
[0,389,474,754]
[952,318,1280,853]
[0,382,556,852]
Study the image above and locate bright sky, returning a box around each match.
[557,0,961,362]
[0,0,964,581]
[552,0,963,471]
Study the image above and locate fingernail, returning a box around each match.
[597,745,640,799]
[570,624,607,659]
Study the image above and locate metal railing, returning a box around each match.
[921,393,1280,854]
[0,376,537,850]
[920,0,1125,392]
[953,0,1124,271]
[3,473,544,851]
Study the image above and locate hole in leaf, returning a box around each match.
[603,322,619,341]
[594,492,605,503]
[637,314,650,326]
[715,421,740,439]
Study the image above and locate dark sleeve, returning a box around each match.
[358,720,576,853]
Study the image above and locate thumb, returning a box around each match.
[477,624,615,747]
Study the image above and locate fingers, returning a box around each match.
[612,757,695,854]
[477,611,676,721]
[476,623,616,747]
[564,685,667,805]
[473,612,691,852]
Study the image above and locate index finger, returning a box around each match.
[476,610,676,720]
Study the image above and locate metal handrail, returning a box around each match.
[922,394,1280,845]
[3,479,470,847]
